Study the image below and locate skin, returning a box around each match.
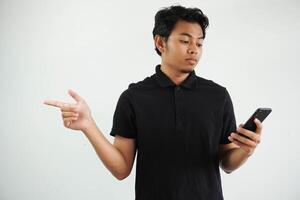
[43,20,264,179]
[154,20,204,85]
[44,90,135,180]
[43,89,93,131]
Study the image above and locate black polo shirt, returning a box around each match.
[110,64,237,200]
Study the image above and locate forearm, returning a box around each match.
[82,118,128,180]
[220,147,250,174]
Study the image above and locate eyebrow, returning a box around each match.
[179,33,204,39]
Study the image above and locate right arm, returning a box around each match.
[44,89,136,180]
[83,118,136,180]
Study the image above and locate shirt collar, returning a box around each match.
[154,64,197,90]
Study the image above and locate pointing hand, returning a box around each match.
[43,89,94,132]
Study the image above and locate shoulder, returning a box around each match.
[125,76,156,94]
[196,75,227,94]
[118,76,155,100]
[128,76,155,89]
[195,76,234,107]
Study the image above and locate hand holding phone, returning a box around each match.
[237,108,272,140]
[233,108,272,155]
[242,108,272,132]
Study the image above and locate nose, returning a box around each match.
[187,42,199,55]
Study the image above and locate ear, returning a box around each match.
[154,35,166,54]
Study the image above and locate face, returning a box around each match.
[155,20,204,74]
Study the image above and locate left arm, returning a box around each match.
[219,118,263,174]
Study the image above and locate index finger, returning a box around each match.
[43,100,65,108]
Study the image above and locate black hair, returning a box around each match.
[152,5,209,56]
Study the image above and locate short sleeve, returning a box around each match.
[110,90,137,138]
[219,88,237,144]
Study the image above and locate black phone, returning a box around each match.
[240,108,272,134]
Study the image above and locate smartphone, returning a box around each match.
[238,108,272,137]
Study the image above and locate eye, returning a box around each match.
[197,43,203,47]
[180,40,189,44]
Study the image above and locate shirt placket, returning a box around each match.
[174,85,184,134]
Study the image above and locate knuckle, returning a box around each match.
[63,119,71,127]
[71,104,77,108]
[245,139,250,144]
[257,139,261,144]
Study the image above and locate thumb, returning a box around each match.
[68,89,82,102]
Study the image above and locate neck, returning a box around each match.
[160,62,190,86]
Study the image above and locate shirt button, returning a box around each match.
[176,86,181,91]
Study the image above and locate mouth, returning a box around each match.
[185,58,197,65]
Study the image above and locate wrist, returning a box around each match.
[82,117,97,133]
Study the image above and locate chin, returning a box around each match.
[179,68,194,73]
[179,65,196,73]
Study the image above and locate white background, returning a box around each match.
[1,0,299,199]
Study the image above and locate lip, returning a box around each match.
[185,58,197,64]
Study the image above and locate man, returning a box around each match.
[44,5,263,200]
